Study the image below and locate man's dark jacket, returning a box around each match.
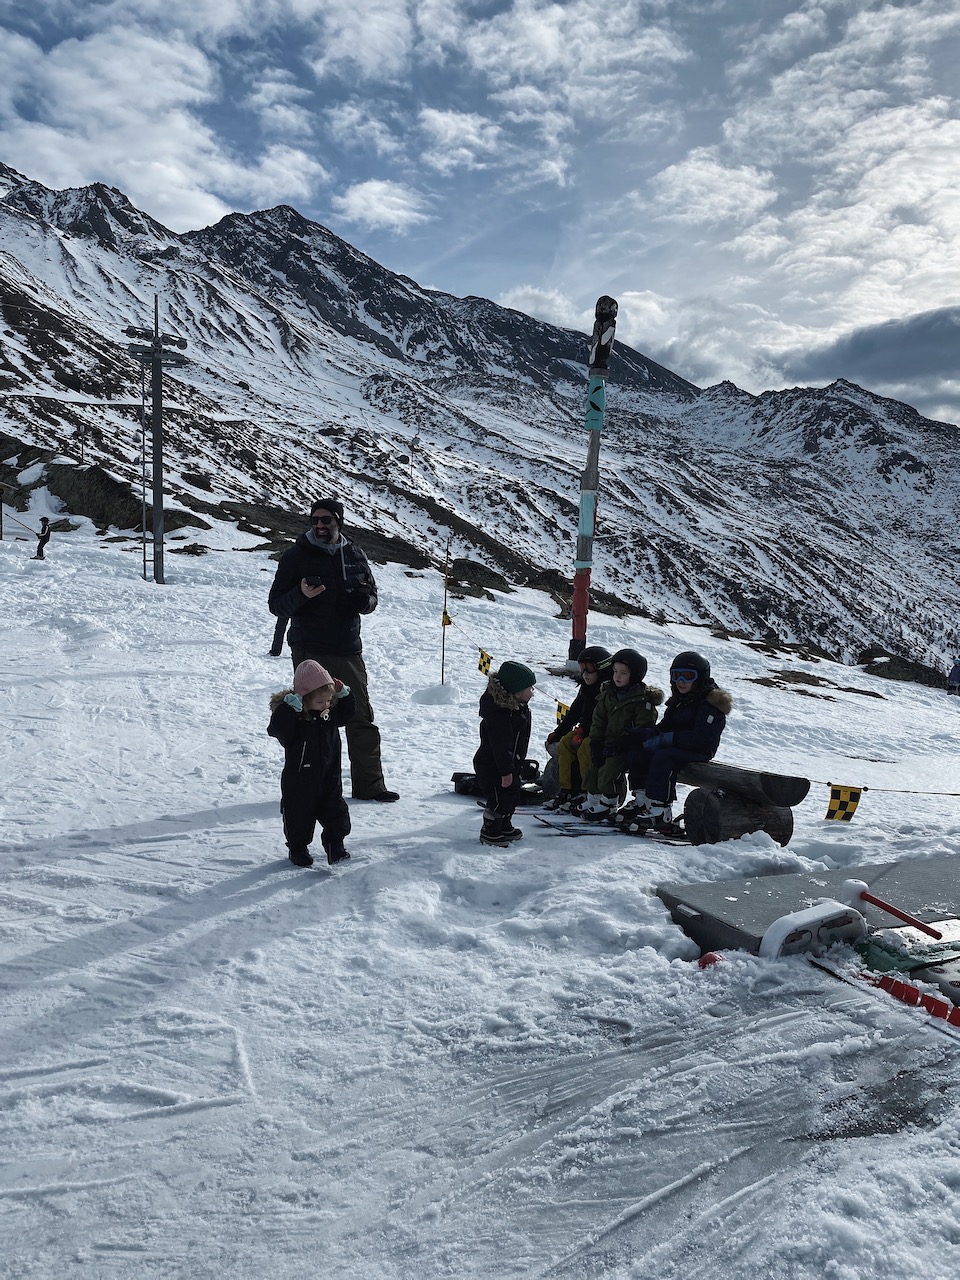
[269,533,378,656]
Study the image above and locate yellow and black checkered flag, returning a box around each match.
[825,785,862,822]
[478,649,492,675]
[442,610,452,626]
[556,701,571,724]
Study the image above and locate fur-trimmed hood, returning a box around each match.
[484,674,530,710]
[706,686,733,715]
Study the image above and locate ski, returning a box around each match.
[533,813,618,837]
[807,953,960,1044]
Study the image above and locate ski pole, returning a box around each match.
[840,879,942,939]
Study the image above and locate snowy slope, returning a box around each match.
[1,162,960,670]
[3,513,960,1278]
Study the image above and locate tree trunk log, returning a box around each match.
[683,787,794,847]
[677,761,809,808]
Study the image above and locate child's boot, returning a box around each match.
[288,847,314,867]
[579,794,616,822]
[542,789,571,812]
[500,818,523,842]
[480,812,512,847]
[322,834,351,865]
[630,799,675,833]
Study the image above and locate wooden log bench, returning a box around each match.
[676,761,810,847]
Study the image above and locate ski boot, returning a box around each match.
[578,795,617,823]
[542,789,572,813]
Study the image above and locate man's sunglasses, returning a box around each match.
[671,668,698,683]
[311,514,336,525]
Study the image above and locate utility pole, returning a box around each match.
[569,296,618,662]
[125,297,187,583]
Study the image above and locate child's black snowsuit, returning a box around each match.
[268,689,355,856]
[472,677,532,820]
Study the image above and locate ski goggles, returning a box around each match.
[579,663,598,674]
[670,668,699,683]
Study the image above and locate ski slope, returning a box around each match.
[3,513,960,1279]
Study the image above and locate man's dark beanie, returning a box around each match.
[311,498,344,526]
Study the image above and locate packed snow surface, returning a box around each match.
[3,516,960,1279]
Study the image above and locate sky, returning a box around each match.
[1,1,959,422]
[4,488,960,1276]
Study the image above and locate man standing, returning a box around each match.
[269,498,399,802]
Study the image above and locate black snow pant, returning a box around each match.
[627,747,709,806]
[280,779,351,856]
[473,758,521,819]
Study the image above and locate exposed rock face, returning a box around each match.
[1,162,959,671]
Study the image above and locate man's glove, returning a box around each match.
[545,729,561,746]
[283,692,303,712]
[642,731,674,753]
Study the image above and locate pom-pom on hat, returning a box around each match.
[293,659,335,696]
[496,661,537,694]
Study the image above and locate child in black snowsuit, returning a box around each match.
[268,659,356,867]
[620,649,732,834]
[473,661,536,848]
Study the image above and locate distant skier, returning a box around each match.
[31,517,51,560]
[948,658,960,696]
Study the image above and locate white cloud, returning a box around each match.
[0,27,327,230]
[419,108,501,173]
[308,0,414,80]
[331,178,430,231]
[644,148,778,227]
[247,74,315,139]
[325,102,401,156]
[496,284,584,331]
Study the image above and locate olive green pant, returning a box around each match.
[291,648,386,798]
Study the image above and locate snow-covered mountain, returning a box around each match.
[1,162,958,667]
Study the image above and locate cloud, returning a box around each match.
[325,101,401,156]
[331,178,430,231]
[496,284,584,332]
[247,73,315,138]
[308,0,414,79]
[644,148,778,227]
[419,108,501,173]
[0,26,327,230]
[776,306,960,423]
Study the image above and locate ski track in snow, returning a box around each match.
[3,534,960,1278]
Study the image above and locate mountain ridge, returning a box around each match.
[1,163,958,668]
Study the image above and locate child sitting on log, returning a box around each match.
[574,648,662,822]
[542,644,612,812]
[618,650,732,834]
